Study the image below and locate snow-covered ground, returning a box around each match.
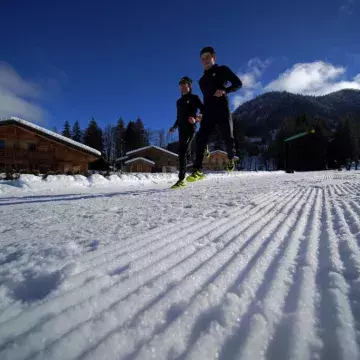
[0,170,360,360]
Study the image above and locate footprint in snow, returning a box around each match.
[0,226,11,233]
[11,270,63,303]
[225,201,237,207]
[0,250,23,266]
[87,240,100,252]
[109,264,130,277]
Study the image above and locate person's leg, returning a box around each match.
[178,130,195,181]
[217,112,236,161]
[193,117,214,171]
[204,144,210,159]
[178,142,187,181]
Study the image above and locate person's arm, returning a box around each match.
[222,65,242,94]
[195,95,205,114]
[171,100,180,130]
[191,95,204,122]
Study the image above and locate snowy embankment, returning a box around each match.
[0,171,283,196]
[1,171,360,359]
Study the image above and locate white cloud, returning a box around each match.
[339,0,355,14]
[231,57,271,108]
[232,59,360,109]
[0,62,46,122]
[232,90,257,109]
[265,61,360,95]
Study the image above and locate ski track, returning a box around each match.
[0,171,360,359]
[36,189,300,360]
[0,187,296,360]
[215,188,316,360]
[282,188,322,360]
[180,188,315,360]
[122,188,305,360]
[0,186,284,328]
[314,186,359,360]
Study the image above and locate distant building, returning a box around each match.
[0,117,101,173]
[115,145,179,173]
[187,150,239,171]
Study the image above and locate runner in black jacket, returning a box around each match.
[187,46,242,182]
[169,76,204,188]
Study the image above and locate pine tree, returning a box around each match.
[83,118,103,152]
[135,117,149,148]
[124,121,137,152]
[308,118,328,170]
[115,118,126,158]
[62,120,72,138]
[332,115,357,167]
[72,121,83,143]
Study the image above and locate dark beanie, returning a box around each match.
[200,46,215,56]
[179,76,192,85]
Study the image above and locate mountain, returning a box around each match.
[233,89,360,138]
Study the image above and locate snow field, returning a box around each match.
[0,171,360,359]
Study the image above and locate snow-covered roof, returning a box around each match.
[115,156,129,162]
[124,157,155,166]
[210,150,239,159]
[126,145,178,157]
[0,117,101,157]
[247,137,263,143]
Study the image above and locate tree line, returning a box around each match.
[58,118,176,167]
[210,113,360,171]
[269,114,360,170]
[58,113,360,171]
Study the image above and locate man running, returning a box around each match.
[187,46,242,182]
[169,76,206,189]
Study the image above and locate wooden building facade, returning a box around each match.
[0,118,101,173]
[187,150,239,171]
[116,146,179,173]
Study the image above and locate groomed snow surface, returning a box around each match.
[1,170,360,360]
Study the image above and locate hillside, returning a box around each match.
[233,89,360,137]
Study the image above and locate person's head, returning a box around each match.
[179,76,192,94]
[200,46,216,70]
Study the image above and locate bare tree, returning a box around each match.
[147,129,157,146]
[149,129,168,147]
[158,129,166,148]
[166,130,176,145]
[103,124,117,167]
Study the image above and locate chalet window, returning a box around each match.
[0,140,5,150]
[28,143,36,151]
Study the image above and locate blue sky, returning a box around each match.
[0,0,359,134]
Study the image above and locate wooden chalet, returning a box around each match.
[116,146,179,173]
[0,117,101,173]
[187,150,239,171]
